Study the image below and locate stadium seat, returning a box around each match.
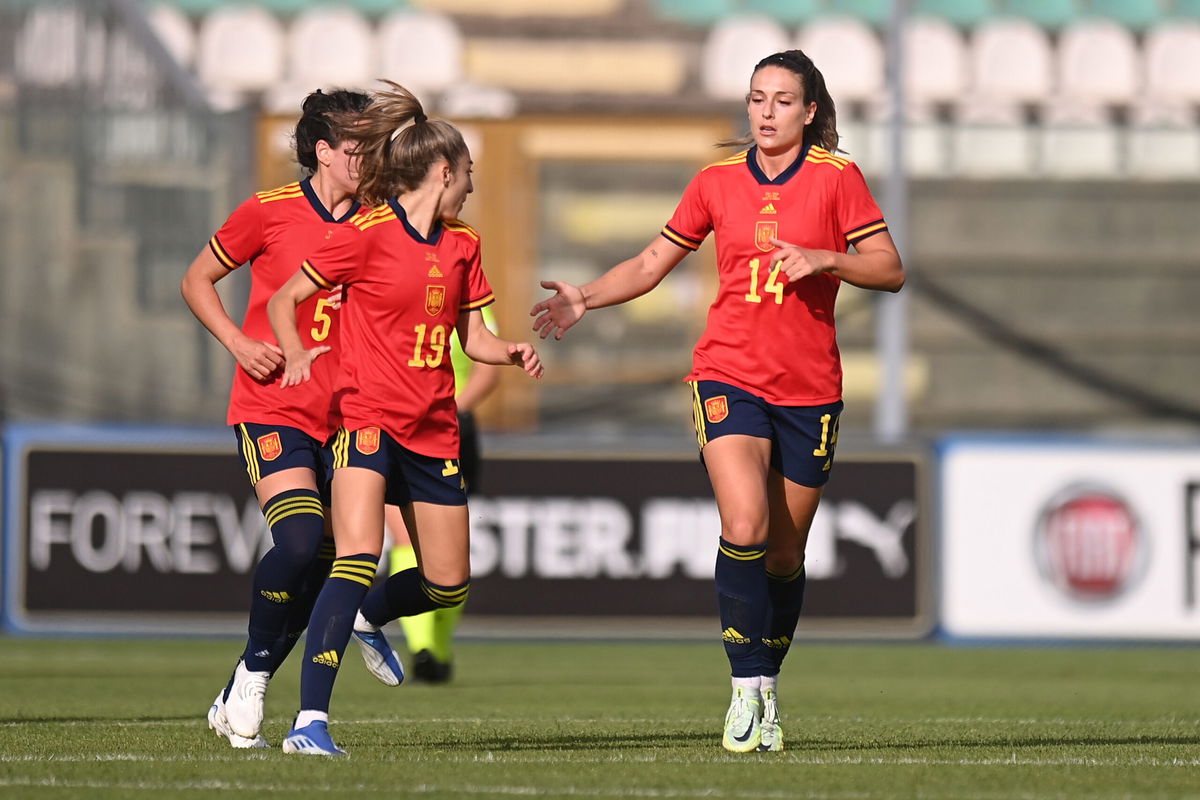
[15,3,88,87]
[285,6,375,90]
[796,16,885,109]
[195,4,285,106]
[826,0,891,27]
[1087,0,1165,32]
[904,16,969,107]
[968,17,1054,107]
[914,0,995,29]
[1175,0,1200,18]
[743,0,824,26]
[1056,18,1140,109]
[1142,21,1200,108]
[701,15,791,101]
[146,3,196,68]
[1000,0,1081,31]
[655,0,736,26]
[377,9,464,95]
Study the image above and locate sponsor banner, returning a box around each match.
[2,424,269,634]
[467,455,930,635]
[2,424,930,637]
[939,436,1200,640]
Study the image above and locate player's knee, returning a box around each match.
[421,576,469,609]
[262,488,326,567]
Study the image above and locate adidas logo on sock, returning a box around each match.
[260,590,293,603]
[762,635,792,650]
[312,650,340,668]
[722,627,751,644]
[254,649,272,658]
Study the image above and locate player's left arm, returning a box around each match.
[769,231,904,292]
[457,307,543,379]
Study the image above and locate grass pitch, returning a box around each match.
[0,636,1198,798]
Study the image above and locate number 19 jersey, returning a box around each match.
[300,200,495,459]
[662,145,888,406]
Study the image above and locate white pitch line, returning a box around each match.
[2,751,1198,768]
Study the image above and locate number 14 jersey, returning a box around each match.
[662,145,888,407]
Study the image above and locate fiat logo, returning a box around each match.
[1033,484,1146,602]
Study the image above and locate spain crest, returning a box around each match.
[705,396,729,424]
[257,431,282,461]
[356,426,381,455]
[425,285,446,316]
[755,221,778,252]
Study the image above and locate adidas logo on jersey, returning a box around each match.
[759,203,777,214]
[428,264,444,278]
[722,627,751,644]
[260,590,292,604]
[312,650,341,668]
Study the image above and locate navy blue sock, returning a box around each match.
[360,567,468,626]
[242,489,325,672]
[269,537,335,676]
[298,553,378,714]
[714,538,768,679]
[763,563,806,676]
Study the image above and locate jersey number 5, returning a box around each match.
[311,298,335,342]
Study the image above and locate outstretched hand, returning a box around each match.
[507,342,545,379]
[769,237,831,283]
[279,346,331,388]
[530,280,586,340]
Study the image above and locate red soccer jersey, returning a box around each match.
[662,145,888,406]
[300,200,495,458]
[209,179,360,440]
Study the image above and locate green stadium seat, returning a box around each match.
[743,0,826,26]
[655,0,735,26]
[914,0,997,28]
[1174,0,1200,19]
[1000,0,1081,30]
[1087,0,1166,31]
[827,0,891,26]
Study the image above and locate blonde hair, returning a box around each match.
[331,80,469,207]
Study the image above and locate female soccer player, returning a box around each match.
[531,50,904,753]
[181,88,373,748]
[268,81,543,756]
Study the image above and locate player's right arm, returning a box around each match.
[180,246,284,382]
[267,269,328,387]
[531,235,689,340]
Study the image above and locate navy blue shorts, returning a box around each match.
[233,422,332,502]
[329,426,467,507]
[689,380,843,488]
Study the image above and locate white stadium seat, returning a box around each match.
[904,16,968,107]
[968,17,1054,108]
[196,4,285,107]
[377,10,464,95]
[796,16,885,109]
[286,6,375,90]
[1056,18,1140,108]
[701,14,791,101]
[1142,21,1200,108]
